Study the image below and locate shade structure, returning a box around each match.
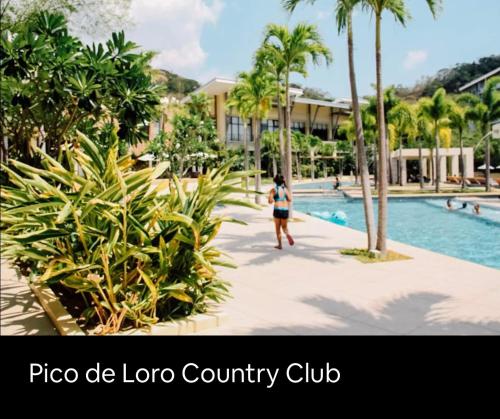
[477,164,495,170]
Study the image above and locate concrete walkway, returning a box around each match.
[1,260,57,335]
[1,205,499,336]
[198,206,500,335]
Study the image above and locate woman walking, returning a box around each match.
[268,175,295,250]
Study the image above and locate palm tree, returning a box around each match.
[363,0,440,254]
[226,79,252,196]
[230,70,275,204]
[458,76,500,192]
[449,101,468,190]
[415,108,433,190]
[255,45,286,176]
[419,88,451,193]
[283,0,376,250]
[263,23,332,216]
[262,130,281,177]
[388,102,416,186]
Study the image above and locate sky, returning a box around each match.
[122,0,500,99]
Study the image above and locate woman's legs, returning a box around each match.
[274,218,283,249]
[281,219,294,246]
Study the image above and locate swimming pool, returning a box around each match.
[294,197,500,270]
[294,181,353,190]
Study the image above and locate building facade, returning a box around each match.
[183,78,354,150]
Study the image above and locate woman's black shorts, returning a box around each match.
[273,209,289,220]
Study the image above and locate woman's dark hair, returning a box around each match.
[274,175,286,187]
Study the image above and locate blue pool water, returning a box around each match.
[294,181,353,190]
[294,197,500,270]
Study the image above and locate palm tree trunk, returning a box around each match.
[347,11,376,251]
[459,130,465,191]
[373,143,378,188]
[310,150,315,180]
[485,133,491,192]
[253,116,262,205]
[399,140,403,187]
[277,81,285,176]
[375,14,388,255]
[435,123,441,193]
[243,121,249,197]
[418,140,424,190]
[296,153,302,180]
[285,74,293,218]
[272,156,278,177]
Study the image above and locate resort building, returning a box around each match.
[181,78,355,149]
[390,147,475,185]
[458,67,500,96]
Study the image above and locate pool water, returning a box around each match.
[294,197,500,270]
[294,181,353,190]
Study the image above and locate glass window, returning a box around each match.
[311,123,329,141]
[261,119,279,133]
[226,116,253,142]
[291,121,306,134]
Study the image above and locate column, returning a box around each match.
[464,148,474,178]
[451,155,459,177]
[327,109,333,141]
[401,159,407,186]
[422,158,428,180]
[305,104,311,135]
[390,158,398,183]
[440,156,447,183]
[215,94,226,143]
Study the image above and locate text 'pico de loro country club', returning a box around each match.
[29,363,341,388]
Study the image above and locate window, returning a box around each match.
[311,123,329,141]
[291,121,306,134]
[261,119,279,133]
[226,116,253,142]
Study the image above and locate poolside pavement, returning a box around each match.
[196,205,500,335]
[1,199,499,336]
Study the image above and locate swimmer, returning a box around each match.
[473,204,481,215]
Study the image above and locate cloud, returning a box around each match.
[317,10,331,20]
[403,50,428,70]
[127,0,224,75]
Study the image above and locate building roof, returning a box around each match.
[183,77,303,103]
[293,96,351,110]
[458,67,500,92]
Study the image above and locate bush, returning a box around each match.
[1,132,258,334]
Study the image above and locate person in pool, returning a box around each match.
[473,204,481,215]
[446,199,467,211]
[334,176,341,190]
[268,175,295,250]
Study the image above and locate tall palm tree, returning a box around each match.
[283,0,376,250]
[415,107,433,190]
[255,45,287,176]
[226,79,252,196]
[458,76,500,192]
[231,70,275,204]
[449,101,468,190]
[419,88,451,193]
[388,102,416,186]
[363,0,440,254]
[263,23,332,217]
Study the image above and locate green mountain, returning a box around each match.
[395,55,500,101]
[153,69,200,98]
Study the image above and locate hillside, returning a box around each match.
[395,55,500,101]
[153,69,200,98]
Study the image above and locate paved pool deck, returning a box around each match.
[1,203,499,336]
[198,205,500,335]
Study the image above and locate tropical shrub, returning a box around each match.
[1,132,258,334]
[0,11,160,165]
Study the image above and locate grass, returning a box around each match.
[341,248,412,264]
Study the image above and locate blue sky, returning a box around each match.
[125,0,500,98]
